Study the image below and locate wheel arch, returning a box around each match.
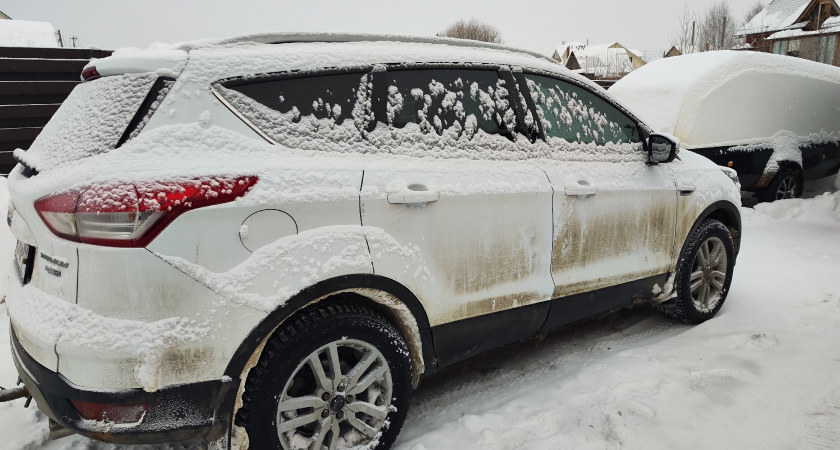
[757,159,803,189]
[680,201,742,261]
[224,274,434,387]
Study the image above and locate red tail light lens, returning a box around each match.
[81,66,101,81]
[70,399,147,423]
[35,176,258,247]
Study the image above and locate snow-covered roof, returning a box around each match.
[736,0,813,36]
[609,51,840,148]
[168,32,557,65]
[0,19,57,48]
[553,41,585,59]
[91,33,593,91]
[768,15,840,39]
[567,43,641,77]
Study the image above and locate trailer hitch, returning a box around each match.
[0,384,30,404]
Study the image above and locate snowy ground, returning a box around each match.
[1,176,839,449]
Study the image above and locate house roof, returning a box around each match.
[736,0,813,36]
[0,19,57,47]
[569,44,638,76]
[767,14,840,38]
[553,41,585,60]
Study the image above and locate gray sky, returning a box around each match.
[5,0,759,57]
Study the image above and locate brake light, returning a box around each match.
[81,66,101,82]
[70,399,147,423]
[35,176,258,247]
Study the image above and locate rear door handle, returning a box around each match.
[387,188,440,204]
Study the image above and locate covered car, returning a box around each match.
[610,50,840,201]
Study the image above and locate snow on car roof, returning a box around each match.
[86,32,601,92]
[168,32,555,63]
[158,34,605,93]
[609,51,840,149]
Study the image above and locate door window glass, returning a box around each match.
[524,74,640,144]
[385,69,515,140]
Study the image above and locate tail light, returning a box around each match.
[81,66,101,81]
[35,176,257,247]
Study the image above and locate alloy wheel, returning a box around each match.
[276,339,393,450]
[775,175,797,200]
[689,236,728,313]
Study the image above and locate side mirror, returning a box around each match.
[647,133,679,164]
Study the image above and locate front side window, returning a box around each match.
[385,69,515,140]
[524,73,640,145]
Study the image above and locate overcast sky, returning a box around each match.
[5,0,760,57]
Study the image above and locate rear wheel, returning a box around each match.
[236,303,412,450]
[757,168,800,202]
[661,219,735,324]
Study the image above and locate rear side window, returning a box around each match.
[218,71,374,143]
[524,74,640,145]
[385,69,515,140]
[225,72,365,127]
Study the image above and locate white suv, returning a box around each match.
[4,33,741,449]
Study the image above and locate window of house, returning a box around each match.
[384,69,515,140]
[818,35,837,63]
[523,73,640,145]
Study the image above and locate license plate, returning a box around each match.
[14,240,34,285]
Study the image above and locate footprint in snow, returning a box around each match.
[790,387,840,450]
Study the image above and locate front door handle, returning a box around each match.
[564,181,597,196]
[387,187,440,204]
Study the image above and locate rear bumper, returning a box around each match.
[10,327,236,444]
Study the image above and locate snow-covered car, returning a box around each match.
[610,50,840,202]
[3,33,742,449]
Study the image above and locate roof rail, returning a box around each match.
[175,32,559,65]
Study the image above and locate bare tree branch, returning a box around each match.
[670,2,699,54]
[438,18,504,44]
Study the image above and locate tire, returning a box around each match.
[757,168,800,202]
[236,303,412,450]
[661,219,735,324]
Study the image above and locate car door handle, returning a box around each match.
[677,180,696,196]
[387,189,440,204]
[564,182,597,196]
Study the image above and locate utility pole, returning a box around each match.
[691,21,696,52]
[55,29,64,47]
[70,36,78,48]
[721,16,727,50]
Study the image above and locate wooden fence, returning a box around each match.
[0,46,111,175]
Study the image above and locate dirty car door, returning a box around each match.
[361,67,555,367]
[523,74,677,329]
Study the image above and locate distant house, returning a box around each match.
[552,42,646,80]
[664,46,682,58]
[736,0,840,66]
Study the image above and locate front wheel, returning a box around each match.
[661,219,735,324]
[236,303,413,450]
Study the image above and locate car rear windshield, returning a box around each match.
[15,73,167,173]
